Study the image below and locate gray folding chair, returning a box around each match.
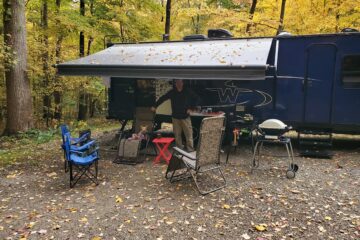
[168,116,226,195]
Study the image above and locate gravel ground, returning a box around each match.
[0,131,359,240]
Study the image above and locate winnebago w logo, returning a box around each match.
[206,81,272,107]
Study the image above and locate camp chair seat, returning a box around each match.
[70,151,99,166]
[173,147,196,168]
[167,116,227,195]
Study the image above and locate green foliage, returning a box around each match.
[17,128,58,144]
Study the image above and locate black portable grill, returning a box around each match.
[252,119,298,178]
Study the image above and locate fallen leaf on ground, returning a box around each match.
[46,172,57,177]
[38,229,47,234]
[241,233,250,239]
[68,207,77,213]
[78,232,85,238]
[6,174,17,179]
[26,222,36,229]
[223,204,231,209]
[255,224,267,232]
[318,225,326,232]
[53,224,61,230]
[115,196,123,203]
[197,226,206,232]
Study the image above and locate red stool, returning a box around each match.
[152,137,175,165]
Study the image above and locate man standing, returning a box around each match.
[151,79,199,151]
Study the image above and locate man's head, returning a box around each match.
[174,79,184,92]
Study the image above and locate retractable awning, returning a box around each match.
[56,38,273,80]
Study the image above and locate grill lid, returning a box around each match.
[259,119,287,130]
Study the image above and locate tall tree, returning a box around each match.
[164,0,171,40]
[277,0,287,34]
[3,0,33,134]
[78,0,88,120]
[41,0,51,125]
[54,0,63,120]
[188,0,202,34]
[246,0,257,35]
[335,0,341,32]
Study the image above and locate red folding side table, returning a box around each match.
[152,137,175,165]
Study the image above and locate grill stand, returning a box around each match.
[251,135,298,179]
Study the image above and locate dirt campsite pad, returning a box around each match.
[0,131,359,240]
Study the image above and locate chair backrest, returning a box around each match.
[196,116,226,169]
[60,124,69,142]
[63,132,71,161]
[134,107,155,133]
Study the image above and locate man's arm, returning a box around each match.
[151,90,172,111]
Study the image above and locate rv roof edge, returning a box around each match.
[56,64,267,80]
[183,34,208,41]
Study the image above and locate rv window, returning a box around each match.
[342,55,360,87]
[136,79,155,107]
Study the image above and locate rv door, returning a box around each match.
[304,44,337,124]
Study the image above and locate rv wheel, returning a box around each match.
[286,170,296,179]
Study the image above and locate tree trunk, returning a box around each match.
[86,36,94,118]
[86,1,94,56]
[188,1,200,35]
[192,4,201,34]
[79,0,85,58]
[41,0,51,126]
[246,0,258,35]
[335,0,340,32]
[3,0,33,134]
[277,0,287,34]
[78,0,88,121]
[119,0,126,42]
[164,0,171,40]
[161,0,164,22]
[54,0,63,120]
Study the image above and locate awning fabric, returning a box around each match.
[56,38,273,80]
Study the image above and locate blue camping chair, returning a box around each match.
[60,124,92,172]
[61,127,99,188]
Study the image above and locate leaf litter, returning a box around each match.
[0,130,359,239]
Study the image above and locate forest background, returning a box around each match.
[0,0,359,135]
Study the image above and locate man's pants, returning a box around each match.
[172,117,194,151]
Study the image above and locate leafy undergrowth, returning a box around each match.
[0,118,119,168]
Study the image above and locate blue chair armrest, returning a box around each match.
[74,140,96,151]
[70,132,91,145]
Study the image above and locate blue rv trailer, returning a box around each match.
[56,31,360,135]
